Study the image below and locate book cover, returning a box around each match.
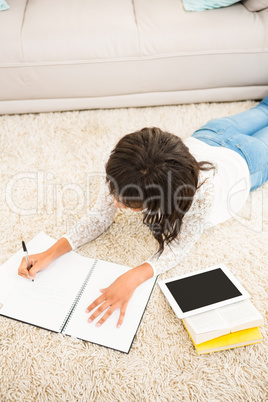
[183,299,264,344]
[182,322,263,355]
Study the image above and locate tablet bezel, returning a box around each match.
[158,263,250,319]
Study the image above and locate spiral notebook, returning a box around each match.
[0,232,156,353]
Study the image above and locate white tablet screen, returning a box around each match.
[166,267,242,313]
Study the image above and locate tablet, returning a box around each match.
[158,263,250,319]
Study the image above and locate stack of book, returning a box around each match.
[182,299,264,354]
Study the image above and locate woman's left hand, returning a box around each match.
[85,263,154,328]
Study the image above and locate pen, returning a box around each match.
[22,240,34,282]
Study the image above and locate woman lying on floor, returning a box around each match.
[18,97,268,328]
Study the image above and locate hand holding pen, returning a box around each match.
[18,239,67,280]
[22,240,34,282]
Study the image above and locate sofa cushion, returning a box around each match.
[182,0,240,12]
[21,0,140,62]
[134,0,268,55]
[0,0,28,62]
[242,0,268,11]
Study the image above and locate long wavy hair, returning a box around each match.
[106,127,214,255]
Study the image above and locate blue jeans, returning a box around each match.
[192,97,268,192]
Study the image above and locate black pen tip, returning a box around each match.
[22,241,26,252]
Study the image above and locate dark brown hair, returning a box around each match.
[106,127,214,255]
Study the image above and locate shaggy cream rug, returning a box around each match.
[0,101,267,401]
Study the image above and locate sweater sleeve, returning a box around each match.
[145,175,215,276]
[62,179,116,250]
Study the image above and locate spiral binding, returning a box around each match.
[59,259,98,333]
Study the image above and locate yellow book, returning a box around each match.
[182,322,263,355]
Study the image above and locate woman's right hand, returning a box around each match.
[17,237,72,280]
[18,251,53,280]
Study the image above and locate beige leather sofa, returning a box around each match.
[1,0,268,115]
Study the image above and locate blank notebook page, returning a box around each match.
[63,260,155,353]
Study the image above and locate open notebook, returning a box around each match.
[0,232,156,353]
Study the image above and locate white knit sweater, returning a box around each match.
[63,138,250,276]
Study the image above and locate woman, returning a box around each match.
[18,97,268,328]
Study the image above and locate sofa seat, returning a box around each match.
[0,0,268,114]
